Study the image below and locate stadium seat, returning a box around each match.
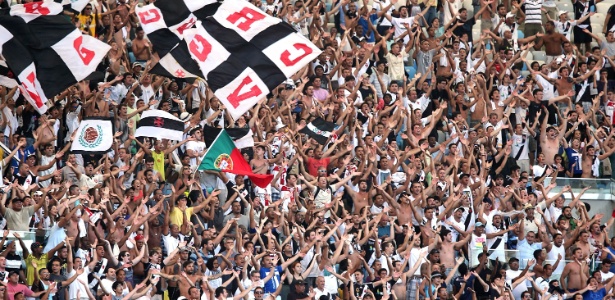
[532,50,546,61]
[472,29,481,42]
[592,23,604,34]
[596,2,611,15]
[405,66,416,79]
[556,2,573,12]
[521,70,530,77]
[592,13,606,25]
[523,51,534,70]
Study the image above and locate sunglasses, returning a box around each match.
[255,291,263,294]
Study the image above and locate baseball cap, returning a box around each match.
[135,234,145,241]
[33,191,43,196]
[524,203,534,210]
[294,279,306,285]
[475,222,485,227]
[31,242,43,250]
[558,10,567,16]
[431,272,443,279]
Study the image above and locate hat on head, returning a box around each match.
[294,279,306,285]
[431,272,443,279]
[475,222,485,227]
[454,207,465,213]
[524,203,534,210]
[135,234,145,241]
[558,10,567,16]
[506,12,515,18]
[132,62,143,68]
[179,112,192,122]
[33,191,43,196]
[429,249,440,255]
[31,242,43,250]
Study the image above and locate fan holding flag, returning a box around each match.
[198,129,273,188]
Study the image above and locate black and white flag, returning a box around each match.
[71,118,114,154]
[136,110,185,141]
[299,118,337,145]
[53,0,90,13]
[0,4,109,114]
[202,125,254,149]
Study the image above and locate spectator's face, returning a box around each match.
[509,260,519,270]
[601,261,613,273]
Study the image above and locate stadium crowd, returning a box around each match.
[4,0,615,299]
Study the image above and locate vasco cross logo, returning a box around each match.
[153,117,164,127]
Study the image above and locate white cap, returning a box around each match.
[506,12,515,18]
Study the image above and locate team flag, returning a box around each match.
[299,118,337,145]
[70,118,114,154]
[136,110,185,141]
[202,125,254,149]
[198,129,272,188]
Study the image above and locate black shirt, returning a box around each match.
[288,290,310,300]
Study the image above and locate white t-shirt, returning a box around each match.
[68,266,91,300]
[506,269,528,299]
[185,140,206,167]
[410,247,428,276]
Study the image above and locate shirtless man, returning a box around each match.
[131,27,151,62]
[438,229,471,269]
[396,192,414,225]
[539,108,568,165]
[344,179,375,214]
[534,21,568,62]
[156,260,232,298]
[582,145,615,178]
[391,251,426,300]
[561,247,589,293]
[250,145,281,174]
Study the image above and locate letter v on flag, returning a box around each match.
[198,129,272,188]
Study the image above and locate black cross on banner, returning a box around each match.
[137,0,321,120]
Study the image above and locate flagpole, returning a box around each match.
[198,129,225,169]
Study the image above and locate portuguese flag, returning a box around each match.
[198,129,273,188]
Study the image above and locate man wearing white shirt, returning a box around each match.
[185,128,206,168]
[600,259,615,283]
[385,7,415,43]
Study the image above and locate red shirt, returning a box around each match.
[307,157,330,176]
[7,283,33,300]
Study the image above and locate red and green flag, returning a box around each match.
[198,129,273,188]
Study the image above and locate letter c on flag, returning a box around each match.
[138,9,161,25]
[280,43,313,67]
[189,35,212,62]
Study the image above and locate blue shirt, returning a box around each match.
[565,147,582,175]
[260,265,283,294]
[517,239,542,262]
[11,145,35,174]
[583,287,606,300]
